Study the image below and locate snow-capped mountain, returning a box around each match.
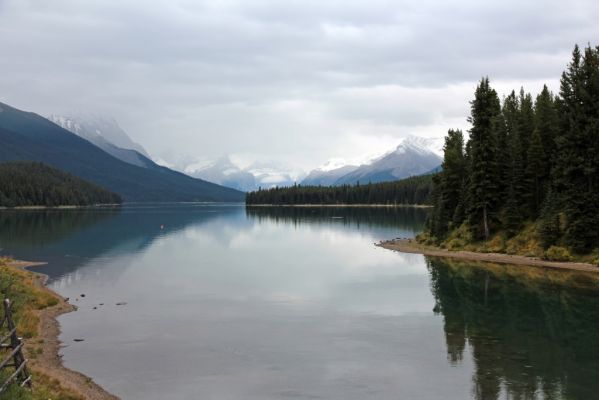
[302,164,359,186]
[245,160,305,189]
[155,135,442,192]
[184,156,257,192]
[303,135,443,186]
[174,157,304,192]
[48,114,150,161]
[301,152,383,186]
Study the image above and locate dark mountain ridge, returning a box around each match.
[0,101,244,202]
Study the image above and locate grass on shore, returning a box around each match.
[0,257,83,400]
[417,222,599,266]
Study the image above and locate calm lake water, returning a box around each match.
[1,204,598,400]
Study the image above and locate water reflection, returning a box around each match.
[0,208,119,247]
[0,204,245,280]
[1,205,598,399]
[428,257,599,399]
[246,206,428,238]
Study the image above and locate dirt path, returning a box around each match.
[9,261,119,400]
[378,239,599,273]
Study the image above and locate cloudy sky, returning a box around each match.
[1,0,598,171]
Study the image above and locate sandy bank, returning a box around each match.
[9,260,119,400]
[378,239,599,273]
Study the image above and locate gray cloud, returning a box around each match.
[1,0,598,169]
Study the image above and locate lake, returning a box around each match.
[1,204,598,400]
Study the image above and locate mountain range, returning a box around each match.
[0,102,243,202]
[302,136,443,186]
[1,100,443,198]
[164,136,442,191]
[164,156,304,192]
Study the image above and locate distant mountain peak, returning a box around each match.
[394,135,444,157]
[302,135,443,186]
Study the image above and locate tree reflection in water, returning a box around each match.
[428,258,599,400]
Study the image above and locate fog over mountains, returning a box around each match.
[49,113,443,192]
[164,156,305,192]
[49,114,149,157]
[162,135,443,191]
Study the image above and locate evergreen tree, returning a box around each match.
[518,88,535,165]
[539,188,561,249]
[502,91,528,218]
[503,184,522,236]
[554,44,599,252]
[431,129,466,239]
[525,128,547,217]
[534,85,559,167]
[466,77,502,240]
[0,161,121,207]
[491,113,510,200]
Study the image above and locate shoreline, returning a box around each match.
[8,260,119,400]
[378,239,599,273]
[246,203,433,208]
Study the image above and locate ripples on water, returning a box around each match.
[0,204,597,399]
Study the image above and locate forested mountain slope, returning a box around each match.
[0,161,121,207]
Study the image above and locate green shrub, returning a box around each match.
[446,238,465,251]
[543,246,572,262]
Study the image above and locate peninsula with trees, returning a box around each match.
[408,44,599,265]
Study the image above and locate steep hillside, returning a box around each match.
[48,114,149,157]
[0,102,244,202]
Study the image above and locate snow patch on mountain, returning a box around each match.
[48,114,150,158]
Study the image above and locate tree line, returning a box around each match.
[427,44,599,254]
[245,174,435,205]
[0,161,122,207]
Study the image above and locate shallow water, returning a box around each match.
[1,204,598,400]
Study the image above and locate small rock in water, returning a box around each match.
[116,302,127,306]
[80,294,86,297]
[73,338,85,342]
[99,303,104,306]
[93,307,97,310]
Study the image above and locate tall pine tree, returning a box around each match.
[432,129,466,239]
[466,77,502,240]
[534,85,559,168]
[525,128,547,217]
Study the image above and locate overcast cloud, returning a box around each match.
[1,0,598,170]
